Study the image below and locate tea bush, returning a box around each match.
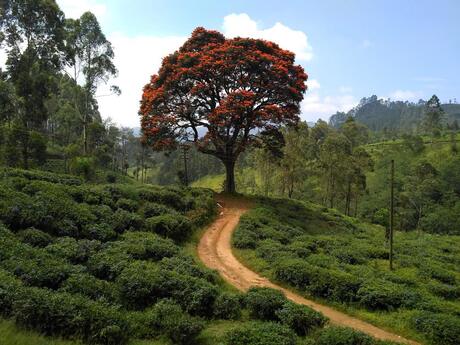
[315,327,374,345]
[213,292,242,320]
[0,169,225,344]
[116,261,162,309]
[245,287,287,321]
[224,321,296,345]
[276,301,328,336]
[17,227,53,247]
[234,197,460,342]
[411,311,460,345]
[145,214,193,242]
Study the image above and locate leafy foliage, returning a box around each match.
[235,197,460,344]
[0,169,222,344]
[140,27,307,192]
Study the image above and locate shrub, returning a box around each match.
[287,240,314,258]
[274,259,315,288]
[152,269,218,317]
[120,232,178,261]
[125,309,158,339]
[224,321,296,345]
[91,204,114,223]
[116,261,161,310]
[60,273,116,302]
[174,274,218,317]
[13,287,129,344]
[428,282,460,300]
[316,326,374,345]
[17,227,53,247]
[357,280,408,311]
[87,246,132,280]
[82,223,117,241]
[307,269,361,302]
[232,227,259,249]
[0,268,23,316]
[274,259,360,302]
[276,301,328,336]
[165,313,204,345]
[159,254,217,283]
[150,300,204,345]
[245,287,286,321]
[142,202,176,218]
[411,311,460,345]
[420,264,456,285]
[112,209,143,233]
[332,248,366,265]
[256,239,288,263]
[69,156,96,181]
[156,189,192,211]
[138,188,192,211]
[45,237,101,264]
[115,198,138,212]
[213,292,242,320]
[84,301,129,345]
[0,168,81,185]
[145,214,193,242]
[1,250,77,290]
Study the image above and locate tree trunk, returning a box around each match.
[354,195,358,217]
[83,119,87,155]
[22,140,29,170]
[345,180,351,216]
[224,160,236,193]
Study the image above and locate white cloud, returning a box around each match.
[1,12,316,128]
[388,90,421,101]
[222,13,313,61]
[97,33,186,127]
[99,13,315,127]
[57,0,107,19]
[307,79,320,90]
[301,93,358,122]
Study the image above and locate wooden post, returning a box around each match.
[389,159,394,270]
[181,144,190,186]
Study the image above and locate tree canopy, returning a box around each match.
[140,27,307,192]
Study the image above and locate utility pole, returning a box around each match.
[181,144,190,186]
[389,159,394,270]
[141,144,145,184]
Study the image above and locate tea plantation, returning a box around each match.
[0,168,403,345]
[233,197,460,345]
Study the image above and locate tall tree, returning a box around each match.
[64,12,118,154]
[0,79,18,124]
[423,95,444,139]
[1,0,65,168]
[140,27,307,193]
[280,122,310,198]
[318,132,351,208]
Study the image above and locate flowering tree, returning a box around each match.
[140,27,307,192]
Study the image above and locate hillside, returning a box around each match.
[0,168,417,345]
[329,96,460,131]
[233,197,460,345]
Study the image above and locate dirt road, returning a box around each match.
[197,196,420,345]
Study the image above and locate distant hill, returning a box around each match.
[329,95,460,131]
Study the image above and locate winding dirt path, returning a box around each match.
[197,195,421,345]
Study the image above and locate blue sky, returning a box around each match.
[55,0,460,126]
